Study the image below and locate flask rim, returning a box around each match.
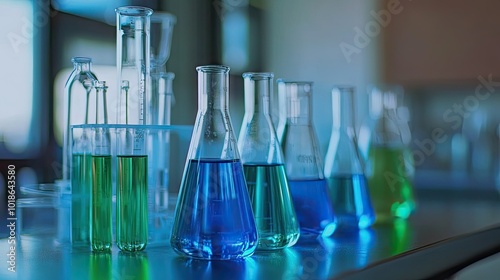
[276,79,313,85]
[71,57,92,64]
[115,6,154,17]
[242,72,274,80]
[332,85,355,92]
[196,65,230,74]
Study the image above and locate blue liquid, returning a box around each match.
[327,174,375,230]
[170,159,258,260]
[288,179,337,237]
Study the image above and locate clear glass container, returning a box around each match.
[64,57,98,181]
[364,85,416,223]
[149,11,176,127]
[115,6,152,252]
[170,65,258,260]
[277,80,337,238]
[116,6,153,126]
[323,86,375,230]
[86,81,112,252]
[237,72,300,250]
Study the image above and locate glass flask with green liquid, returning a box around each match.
[364,85,416,223]
[237,72,300,250]
[323,86,374,230]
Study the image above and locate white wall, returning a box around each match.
[263,0,382,156]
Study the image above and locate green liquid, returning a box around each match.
[71,153,92,245]
[91,155,113,252]
[243,163,300,250]
[117,155,148,252]
[367,146,416,223]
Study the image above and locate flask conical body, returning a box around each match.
[171,65,258,260]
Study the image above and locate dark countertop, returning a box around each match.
[2,188,500,280]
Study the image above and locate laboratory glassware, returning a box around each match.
[151,72,175,212]
[90,81,113,252]
[278,80,337,237]
[64,57,98,181]
[323,86,375,230]
[365,85,416,223]
[170,65,258,260]
[237,72,300,250]
[116,5,152,252]
[116,6,152,126]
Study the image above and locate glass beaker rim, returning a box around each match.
[196,65,230,74]
[242,72,274,80]
[276,79,313,85]
[71,57,92,64]
[115,6,154,16]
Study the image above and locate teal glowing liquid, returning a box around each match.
[91,155,113,252]
[117,155,148,252]
[367,146,416,223]
[71,153,91,245]
[243,163,300,250]
[327,174,375,230]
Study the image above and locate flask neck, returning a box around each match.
[332,87,355,131]
[286,83,313,125]
[74,61,91,73]
[198,67,230,112]
[243,75,272,117]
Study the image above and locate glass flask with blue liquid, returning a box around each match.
[277,80,337,238]
[170,65,258,260]
[323,86,375,230]
[237,72,300,250]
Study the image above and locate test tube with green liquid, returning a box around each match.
[90,81,113,252]
[116,128,148,252]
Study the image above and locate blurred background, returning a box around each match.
[1,0,500,222]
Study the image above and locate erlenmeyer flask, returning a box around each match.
[324,86,375,230]
[365,85,416,223]
[170,65,258,260]
[278,80,337,237]
[237,72,300,250]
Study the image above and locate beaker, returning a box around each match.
[170,65,258,260]
[116,6,153,126]
[64,57,98,181]
[324,86,375,230]
[365,85,416,223]
[237,72,300,250]
[89,81,113,252]
[278,80,337,237]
